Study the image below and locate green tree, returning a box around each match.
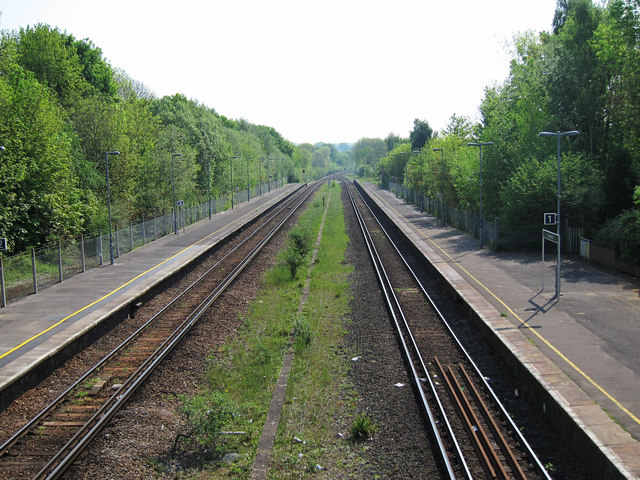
[409,118,433,151]
[0,39,85,251]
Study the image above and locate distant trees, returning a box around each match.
[0,23,336,255]
[361,0,640,258]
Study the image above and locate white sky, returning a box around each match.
[0,0,557,145]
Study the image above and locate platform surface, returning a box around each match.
[360,180,640,479]
[0,185,299,396]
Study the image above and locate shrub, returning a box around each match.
[280,224,315,278]
[180,391,237,449]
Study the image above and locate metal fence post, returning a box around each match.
[1,257,6,308]
[142,218,146,245]
[32,248,38,294]
[58,240,63,283]
[81,234,86,272]
[115,225,120,258]
[129,222,133,252]
[154,214,157,241]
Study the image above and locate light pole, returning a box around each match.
[467,142,493,247]
[433,148,444,226]
[207,155,213,219]
[539,130,579,297]
[246,156,253,203]
[171,153,182,235]
[230,155,237,208]
[390,153,400,197]
[105,151,120,264]
[267,158,271,193]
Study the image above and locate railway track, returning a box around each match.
[345,178,551,480]
[0,182,320,479]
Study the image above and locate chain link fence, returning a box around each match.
[0,178,286,307]
[389,181,499,249]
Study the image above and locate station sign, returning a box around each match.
[544,213,557,225]
[0,238,6,250]
[542,229,559,244]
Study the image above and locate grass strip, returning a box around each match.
[165,182,353,479]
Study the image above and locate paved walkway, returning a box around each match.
[0,185,299,406]
[360,181,640,479]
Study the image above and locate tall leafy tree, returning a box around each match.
[409,118,433,151]
[0,38,85,251]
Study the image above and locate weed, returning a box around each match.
[350,414,375,441]
[500,311,508,317]
[178,390,237,450]
[293,314,314,351]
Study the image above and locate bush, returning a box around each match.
[280,224,315,278]
[180,391,237,449]
[594,209,640,264]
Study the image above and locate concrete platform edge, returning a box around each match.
[356,180,639,480]
[0,186,299,412]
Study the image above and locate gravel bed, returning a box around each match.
[0,184,591,479]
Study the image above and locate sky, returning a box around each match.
[0,0,557,145]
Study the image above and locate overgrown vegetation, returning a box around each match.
[165,184,357,478]
[279,224,315,278]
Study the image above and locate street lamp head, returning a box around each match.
[539,130,580,137]
[0,146,5,152]
[433,148,443,152]
[107,151,120,155]
[172,152,182,157]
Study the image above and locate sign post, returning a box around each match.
[542,228,559,296]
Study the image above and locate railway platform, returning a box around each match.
[358,180,640,480]
[0,184,300,411]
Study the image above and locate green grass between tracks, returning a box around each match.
[166,182,359,479]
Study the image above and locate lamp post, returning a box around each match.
[467,142,493,247]
[230,155,237,208]
[246,156,253,203]
[433,148,444,226]
[539,130,579,297]
[207,155,213,219]
[267,158,271,193]
[390,153,400,197]
[171,153,182,235]
[105,151,120,264]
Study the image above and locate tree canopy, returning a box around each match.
[0,23,351,254]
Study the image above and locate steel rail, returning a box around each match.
[0,185,307,460]
[344,180,463,480]
[36,181,321,480]
[0,182,319,480]
[352,178,552,480]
